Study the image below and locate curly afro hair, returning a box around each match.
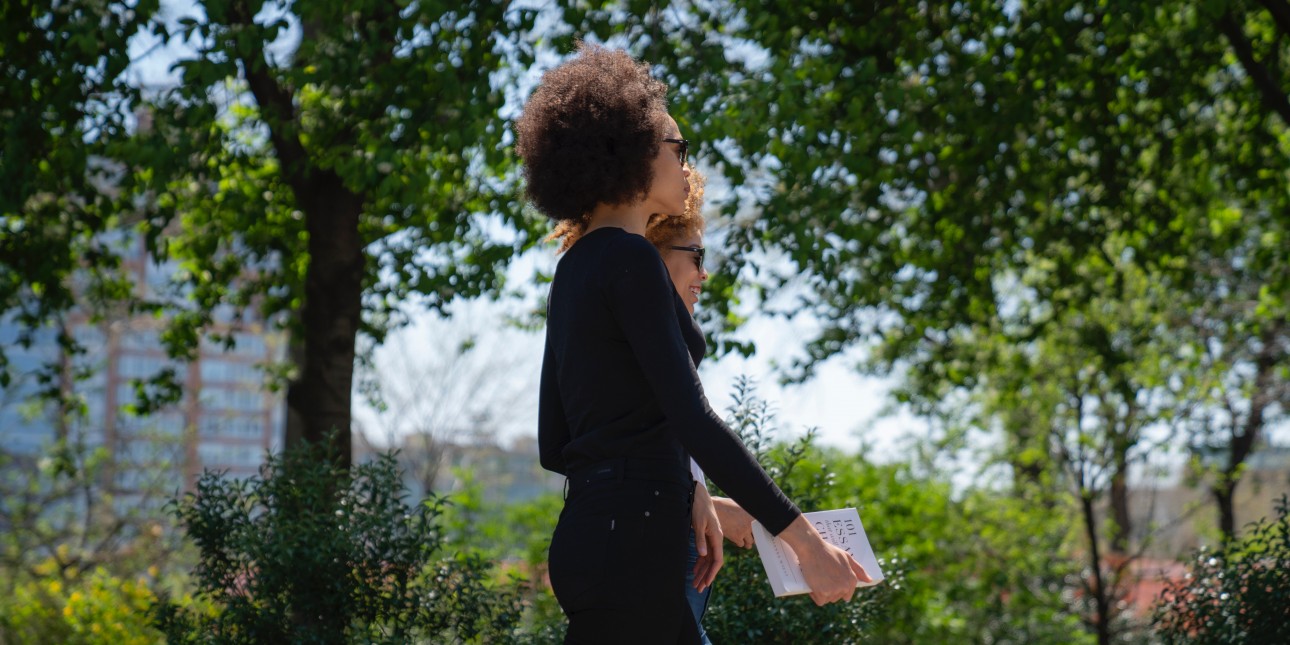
[547,167,706,253]
[515,42,670,222]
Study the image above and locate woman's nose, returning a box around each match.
[700,267,709,281]
[682,163,691,177]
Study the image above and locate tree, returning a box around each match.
[561,6,1289,638]
[125,0,546,465]
[0,0,152,399]
[1172,195,1289,541]
[5,0,545,467]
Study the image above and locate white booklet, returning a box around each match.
[751,507,885,597]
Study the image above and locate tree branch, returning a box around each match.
[225,1,313,195]
[1218,10,1290,126]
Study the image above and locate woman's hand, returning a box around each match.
[778,514,872,606]
[690,484,724,592]
[713,497,755,549]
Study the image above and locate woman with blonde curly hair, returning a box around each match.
[518,43,869,644]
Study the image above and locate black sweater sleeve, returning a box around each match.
[538,324,569,475]
[605,235,800,535]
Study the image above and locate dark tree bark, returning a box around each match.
[1211,325,1281,539]
[226,0,365,467]
[1079,490,1112,645]
[1109,467,1131,554]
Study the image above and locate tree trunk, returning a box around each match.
[227,0,365,467]
[285,178,364,469]
[1213,479,1238,539]
[283,322,306,450]
[1109,464,1131,554]
[1211,325,1278,541]
[1079,491,1112,645]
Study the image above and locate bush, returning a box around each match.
[703,379,895,643]
[437,472,565,642]
[0,435,185,645]
[151,441,530,644]
[1153,495,1290,644]
[705,378,1088,644]
[0,564,162,644]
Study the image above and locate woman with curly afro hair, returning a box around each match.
[553,166,748,644]
[518,43,870,644]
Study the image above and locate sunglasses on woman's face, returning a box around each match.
[669,245,704,270]
[662,138,689,167]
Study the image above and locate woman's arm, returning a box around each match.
[606,236,868,604]
[537,333,569,474]
[605,235,798,533]
[712,497,754,548]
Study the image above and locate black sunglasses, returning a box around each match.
[662,138,689,167]
[669,245,704,270]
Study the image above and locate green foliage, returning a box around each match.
[567,0,1288,374]
[152,443,530,644]
[439,467,563,568]
[0,432,188,640]
[129,0,544,336]
[702,380,892,643]
[433,468,565,642]
[705,378,1089,644]
[0,565,163,645]
[847,469,1092,645]
[0,0,153,393]
[1153,496,1290,644]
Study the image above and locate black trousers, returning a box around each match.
[549,469,700,645]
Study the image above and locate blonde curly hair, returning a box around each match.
[547,167,707,253]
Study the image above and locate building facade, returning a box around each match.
[0,231,283,493]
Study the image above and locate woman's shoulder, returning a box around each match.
[571,227,662,270]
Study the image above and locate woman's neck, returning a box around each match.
[584,201,650,236]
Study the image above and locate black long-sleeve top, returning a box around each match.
[538,227,800,536]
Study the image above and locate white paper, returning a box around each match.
[751,507,885,597]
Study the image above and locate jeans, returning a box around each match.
[684,529,714,645]
[550,477,701,644]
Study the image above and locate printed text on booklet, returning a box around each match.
[750,507,885,597]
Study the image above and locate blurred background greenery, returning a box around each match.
[3,0,1288,642]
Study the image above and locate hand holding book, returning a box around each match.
[752,508,885,602]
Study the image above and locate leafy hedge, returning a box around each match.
[151,442,534,644]
[1153,495,1290,644]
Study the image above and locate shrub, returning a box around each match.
[0,565,163,644]
[0,434,186,645]
[1153,495,1290,644]
[704,378,1087,644]
[151,441,529,644]
[703,379,895,643]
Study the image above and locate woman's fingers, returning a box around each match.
[699,528,723,589]
[850,554,872,584]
